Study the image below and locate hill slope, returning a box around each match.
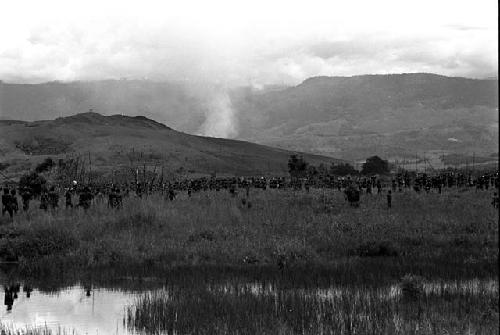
[0,112,339,179]
[233,73,498,162]
[0,80,208,132]
[1,74,498,163]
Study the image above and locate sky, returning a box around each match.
[0,0,497,86]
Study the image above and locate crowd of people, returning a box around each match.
[1,170,499,219]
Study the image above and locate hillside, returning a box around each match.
[1,74,498,164]
[0,112,339,179]
[234,73,498,162]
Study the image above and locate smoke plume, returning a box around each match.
[198,90,238,138]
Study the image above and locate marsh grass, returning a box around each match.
[125,277,498,335]
[0,188,497,279]
[0,324,76,335]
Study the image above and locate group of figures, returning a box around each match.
[1,170,499,218]
[3,283,32,311]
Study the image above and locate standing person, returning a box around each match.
[345,184,360,207]
[65,188,73,209]
[1,188,10,217]
[78,186,93,210]
[245,182,250,198]
[39,188,49,211]
[108,186,116,209]
[168,186,176,201]
[10,189,18,215]
[492,192,499,209]
[136,183,143,198]
[21,187,32,211]
[376,180,382,194]
[48,186,59,210]
[115,186,123,209]
[2,188,14,218]
[387,190,392,209]
[229,183,236,197]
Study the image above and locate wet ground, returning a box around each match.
[1,271,497,335]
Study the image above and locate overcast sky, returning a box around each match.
[0,0,497,86]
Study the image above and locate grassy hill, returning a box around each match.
[0,112,339,179]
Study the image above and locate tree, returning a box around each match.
[35,157,54,173]
[329,163,358,176]
[361,156,389,175]
[288,155,308,180]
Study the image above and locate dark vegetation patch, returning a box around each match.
[188,230,216,243]
[0,224,78,262]
[34,157,55,173]
[15,136,72,155]
[352,241,399,257]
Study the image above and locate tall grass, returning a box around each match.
[0,324,76,335]
[0,188,497,278]
[125,277,498,335]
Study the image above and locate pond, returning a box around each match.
[1,284,137,334]
[0,268,498,335]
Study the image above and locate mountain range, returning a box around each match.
[0,73,498,168]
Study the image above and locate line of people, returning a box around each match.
[2,169,498,219]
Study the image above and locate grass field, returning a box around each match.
[0,187,497,277]
[0,187,498,334]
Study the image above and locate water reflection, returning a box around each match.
[0,284,139,334]
[0,275,497,334]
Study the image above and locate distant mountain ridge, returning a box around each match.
[1,73,498,162]
[234,73,498,161]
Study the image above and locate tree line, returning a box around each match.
[288,155,389,179]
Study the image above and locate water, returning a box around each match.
[1,284,138,334]
[1,275,497,335]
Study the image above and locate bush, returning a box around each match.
[0,224,78,261]
[354,241,398,257]
[35,157,55,173]
[330,163,358,176]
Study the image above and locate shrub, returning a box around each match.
[35,157,55,173]
[0,224,78,261]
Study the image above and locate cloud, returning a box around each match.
[0,0,497,85]
[0,0,497,137]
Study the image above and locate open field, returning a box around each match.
[0,187,497,277]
